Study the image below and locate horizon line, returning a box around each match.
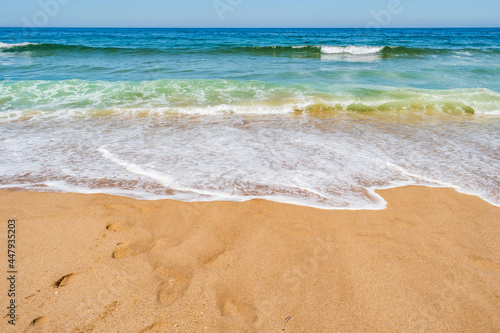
[1,26,499,29]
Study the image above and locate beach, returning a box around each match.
[2,186,499,332]
[1,27,500,332]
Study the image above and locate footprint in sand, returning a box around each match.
[106,222,125,232]
[112,240,155,259]
[216,293,258,331]
[156,267,193,306]
[24,316,49,333]
[54,273,80,288]
[112,242,133,259]
[157,277,191,307]
[219,297,257,321]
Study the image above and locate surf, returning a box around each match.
[2,41,498,58]
[1,80,499,119]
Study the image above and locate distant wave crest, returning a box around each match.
[0,42,39,49]
[321,45,384,54]
[2,41,499,58]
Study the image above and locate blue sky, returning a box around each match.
[1,0,499,28]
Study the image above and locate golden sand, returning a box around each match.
[1,186,499,332]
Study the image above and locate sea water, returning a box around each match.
[1,28,499,209]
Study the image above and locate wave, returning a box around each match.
[0,42,39,49]
[218,45,385,57]
[321,46,384,54]
[0,42,163,56]
[2,41,499,58]
[0,42,323,58]
[0,79,499,120]
[241,45,500,57]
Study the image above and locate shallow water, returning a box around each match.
[1,28,499,208]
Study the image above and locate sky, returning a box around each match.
[0,0,499,28]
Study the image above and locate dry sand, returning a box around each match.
[1,186,499,332]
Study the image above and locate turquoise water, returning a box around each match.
[1,28,499,208]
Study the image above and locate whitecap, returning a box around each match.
[320,45,384,55]
[0,42,38,49]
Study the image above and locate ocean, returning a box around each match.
[1,28,499,209]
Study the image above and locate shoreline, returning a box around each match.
[1,185,499,332]
[2,182,499,211]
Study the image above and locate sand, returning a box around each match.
[1,186,499,332]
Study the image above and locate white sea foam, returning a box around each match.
[1,82,499,209]
[320,45,384,55]
[0,42,37,49]
[98,147,234,198]
[1,80,499,118]
[1,109,499,209]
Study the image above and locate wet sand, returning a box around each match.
[1,186,499,332]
